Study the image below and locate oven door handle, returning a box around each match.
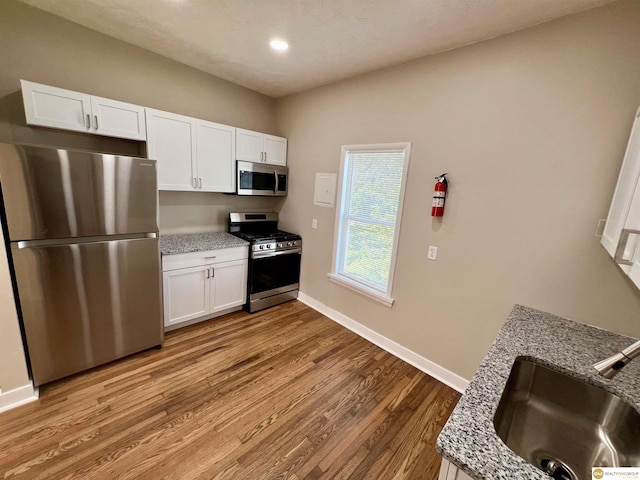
[253,247,301,259]
[274,171,278,193]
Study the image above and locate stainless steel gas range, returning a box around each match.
[228,212,301,313]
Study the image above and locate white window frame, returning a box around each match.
[328,142,411,307]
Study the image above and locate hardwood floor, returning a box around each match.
[0,301,460,480]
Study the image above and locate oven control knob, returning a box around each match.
[267,244,271,249]
[287,241,293,246]
[259,245,264,250]
[277,243,283,248]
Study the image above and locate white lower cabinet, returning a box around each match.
[163,265,210,326]
[162,247,248,329]
[438,458,474,480]
[209,259,248,313]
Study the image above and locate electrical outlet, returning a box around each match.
[595,218,606,237]
[312,219,318,229]
[428,245,438,261]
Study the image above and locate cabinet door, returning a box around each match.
[210,259,247,314]
[602,108,640,262]
[146,108,197,191]
[90,96,147,140]
[162,265,210,327]
[622,177,640,288]
[264,134,287,166]
[21,80,91,133]
[236,128,264,163]
[196,120,236,192]
[438,458,474,480]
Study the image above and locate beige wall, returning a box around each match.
[159,191,284,234]
[276,0,640,380]
[0,1,279,392]
[0,220,30,392]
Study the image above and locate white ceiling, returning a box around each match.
[19,0,618,98]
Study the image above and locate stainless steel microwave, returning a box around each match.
[236,160,288,196]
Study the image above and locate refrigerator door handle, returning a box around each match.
[15,232,158,249]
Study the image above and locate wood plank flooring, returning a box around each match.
[0,301,460,480]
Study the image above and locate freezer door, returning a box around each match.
[0,143,158,240]
[11,237,163,386]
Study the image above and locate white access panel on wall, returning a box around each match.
[314,173,337,208]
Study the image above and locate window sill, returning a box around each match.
[327,273,394,307]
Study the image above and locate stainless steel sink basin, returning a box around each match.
[493,358,640,480]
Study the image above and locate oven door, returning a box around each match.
[250,248,301,300]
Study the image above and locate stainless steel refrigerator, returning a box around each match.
[0,143,163,386]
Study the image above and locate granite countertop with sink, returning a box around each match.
[159,232,249,255]
[436,304,640,480]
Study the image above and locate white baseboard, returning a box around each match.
[0,382,38,413]
[297,292,469,394]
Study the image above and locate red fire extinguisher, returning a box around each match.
[432,173,448,217]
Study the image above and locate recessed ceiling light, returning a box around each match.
[270,40,289,52]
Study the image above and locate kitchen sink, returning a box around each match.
[493,357,640,480]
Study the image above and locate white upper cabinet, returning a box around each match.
[236,128,264,163]
[21,80,146,141]
[89,95,146,140]
[264,134,287,166]
[146,108,196,191]
[196,120,236,193]
[602,106,640,289]
[146,108,236,192]
[236,128,287,166]
[21,81,90,133]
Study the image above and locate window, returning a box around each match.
[329,142,411,306]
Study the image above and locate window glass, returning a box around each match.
[331,143,411,305]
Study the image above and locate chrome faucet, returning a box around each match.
[593,340,640,379]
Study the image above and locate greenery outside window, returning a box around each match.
[328,142,411,306]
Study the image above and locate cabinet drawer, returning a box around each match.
[162,246,248,271]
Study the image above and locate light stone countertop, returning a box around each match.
[159,232,248,255]
[436,304,640,480]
